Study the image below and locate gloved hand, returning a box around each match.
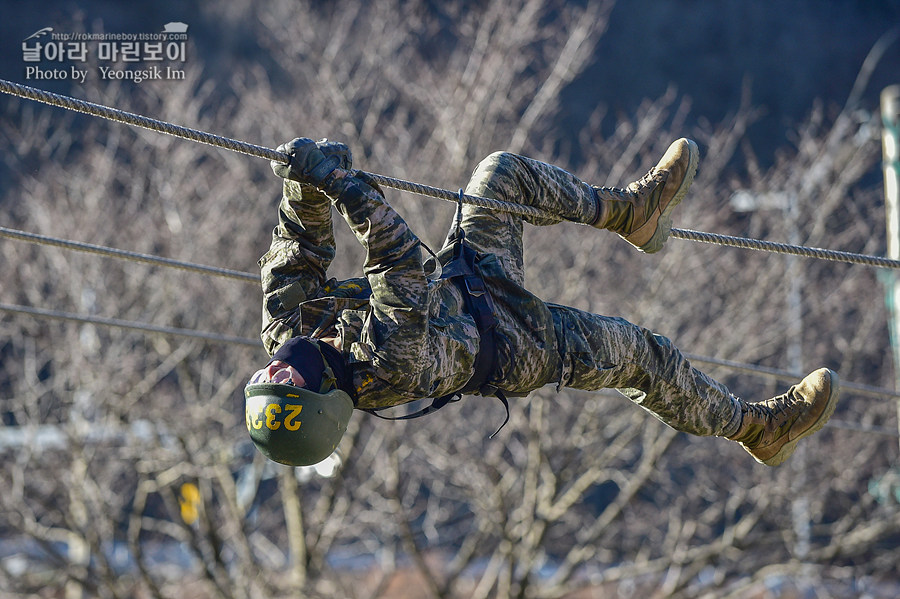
[271,138,352,187]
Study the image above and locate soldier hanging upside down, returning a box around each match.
[243,137,839,468]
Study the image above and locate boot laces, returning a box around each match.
[746,386,803,426]
[634,169,659,188]
[595,167,666,201]
[631,167,667,191]
[595,185,630,200]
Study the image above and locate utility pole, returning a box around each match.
[883,84,900,451]
[786,190,811,560]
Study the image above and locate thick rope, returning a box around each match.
[364,173,546,218]
[0,79,287,163]
[0,79,544,219]
[0,78,896,268]
[0,225,257,283]
[671,228,900,269]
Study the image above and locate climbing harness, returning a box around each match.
[364,192,511,438]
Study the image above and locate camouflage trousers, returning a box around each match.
[457,152,741,438]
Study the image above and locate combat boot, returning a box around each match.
[591,138,699,253]
[727,368,839,466]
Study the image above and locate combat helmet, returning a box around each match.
[244,337,354,466]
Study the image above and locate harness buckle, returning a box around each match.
[464,276,486,297]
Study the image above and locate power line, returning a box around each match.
[0,225,258,283]
[0,302,261,347]
[1,303,897,439]
[685,353,900,401]
[2,223,896,399]
[827,419,900,437]
[2,300,898,403]
[2,77,899,270]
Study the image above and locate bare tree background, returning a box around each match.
[1,1,899,597]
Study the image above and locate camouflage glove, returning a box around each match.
[271,138,352,188]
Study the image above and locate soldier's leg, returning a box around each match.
[549,304,742,437]
[448,151,600,285]
[549,304,840,466]
[447,138,700,282]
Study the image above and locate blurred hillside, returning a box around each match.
[566,0,900,161]
[2,0,898,165]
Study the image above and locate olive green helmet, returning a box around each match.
[244,336,354,467]
[244,383,353,467]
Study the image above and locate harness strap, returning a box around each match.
[443,233,498,395]
[363,194,510,436]
[365,393,461,422]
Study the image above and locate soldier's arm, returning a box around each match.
[325,171,430,392]
[269,137,430,393]
[258,180,337,354]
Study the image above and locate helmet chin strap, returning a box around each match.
[318,339,353,398]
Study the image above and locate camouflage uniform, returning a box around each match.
[259,152,742,438]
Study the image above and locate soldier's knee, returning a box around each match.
[474,151,517,174]
[469,151,521,197]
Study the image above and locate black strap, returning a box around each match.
[489,390,510,439]
[365,393,461,422]
[362,190,511,437]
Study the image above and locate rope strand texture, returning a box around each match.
[1,77,896,268]
[671,228,900,269]
[0,79,286,163]
[0,79,545,219]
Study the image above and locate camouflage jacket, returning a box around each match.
[259,173,559,410]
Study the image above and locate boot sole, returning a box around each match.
[638,139,700,254]
[761,369,840,466]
